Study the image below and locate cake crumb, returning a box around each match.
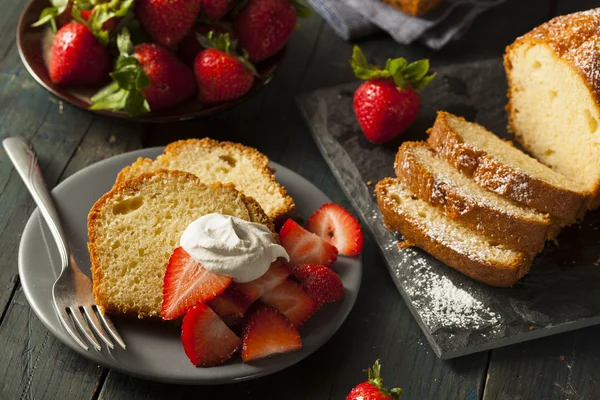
[529,325,535,331]
[397,240,415,248]
[560,355,565,361]
[108,135,116,144]
[366,180,373,186]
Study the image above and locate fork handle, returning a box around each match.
[3,137,70,269]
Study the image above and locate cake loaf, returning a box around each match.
[505,9,600,209]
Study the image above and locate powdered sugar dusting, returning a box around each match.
[395,249,501,332]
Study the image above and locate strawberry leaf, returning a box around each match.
[404,59,430,81]
[411,72,436,91]
[31,0,70,32]
[90,28,151,115]
[349,46,390,81]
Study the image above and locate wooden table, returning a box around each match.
[1,0,599,398]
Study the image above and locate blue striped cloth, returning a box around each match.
[305,0,507,50]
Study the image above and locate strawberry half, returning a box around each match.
[241,304,302,362]
[279,219,338,267]
[260,279,317,327]
[161,247,232,320]
[207,289,251,329]
[305,203,364,257]
[181,303,242,367]
[292,264,344,306]
[230,259,290,304]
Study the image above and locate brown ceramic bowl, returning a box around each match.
[16,0,283,123]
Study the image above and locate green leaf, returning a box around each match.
[116,28,133,55]
[350,46,390,81]
[111,69,137,90]
[114,0,135,18]
[386,58,407,77]
[90,81,120,102]
[51,0,69,13]
[31,7,58,28]
[124,90,150,115]
[404,59,430,81]
[293,1,313,18]
[411,72,436,91]
[74,0,93,11]
[89,88,128,110]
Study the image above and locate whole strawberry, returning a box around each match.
[49,22,111,86]
[194,32,256,104]
[350,46,435,144]
[201,0,235,20]
[135,0,203,47]
[91,29,197,114]
[234,0,311,62]
[346,360,403,400]
[178,22,233,66]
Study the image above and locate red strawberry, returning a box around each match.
[135,0,203,47]
[49,22,111,86]
[207,289,251,328]
[230,259,290,304]
[178,23,233,66]
[305,203,364,257]
[292,264,344,306]
[346,360,403,400]
[91,29,197,115]
[233,0,296,62]
[194,33,256,104]
[201,0,235,20]
[260,279,317,327]
[350,46,435,144]
[279,219,338,267]
[181,303,242,367]
[241,304,302,362]
[161,247,232,320]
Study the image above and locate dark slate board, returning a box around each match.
[296,58,600,360]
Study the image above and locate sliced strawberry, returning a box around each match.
[260,279,317,327]
[241,304,302,362]
[279,219,338,267]
[292,264,344,306]
[181,303,242,367]
[305,203,364,257]
[161,247,232,320]
[207,289,251,329]
[230,259,290,304]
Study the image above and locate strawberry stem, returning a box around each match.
[364,360,403,400]
[90,28,151,115]
[31,0,70,32]
[350,45,435,91]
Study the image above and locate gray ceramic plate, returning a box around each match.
[18,147,362,384]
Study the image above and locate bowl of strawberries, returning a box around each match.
[17,0,311,122]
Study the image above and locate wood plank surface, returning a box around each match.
[2,0,600,398]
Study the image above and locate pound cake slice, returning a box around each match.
[88,169,273,318]
[505,9,600,209]
[395,142,551,254]
[428,111,586,225]
[115,138,295,225]
[376,178,531,287]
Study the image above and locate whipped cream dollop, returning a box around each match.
[180,213,289,283]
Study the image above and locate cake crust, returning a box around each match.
[376,178,531,287]
[395,142,551,255]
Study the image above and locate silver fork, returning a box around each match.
[3,137,126,352]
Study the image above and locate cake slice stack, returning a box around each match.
[376,111,587,287]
